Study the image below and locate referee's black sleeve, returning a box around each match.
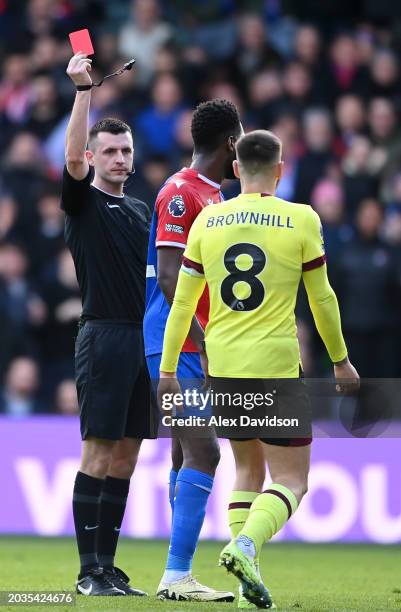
[60,166,92,216]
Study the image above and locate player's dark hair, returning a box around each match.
[236,130,282,175]
[191,99,241,153]
[88,118,132,148]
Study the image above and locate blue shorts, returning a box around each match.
[146,352,210,417]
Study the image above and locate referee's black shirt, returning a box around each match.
[61,167,150,323]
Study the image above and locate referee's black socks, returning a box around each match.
[72,471,104,576]
[98,476,130,569]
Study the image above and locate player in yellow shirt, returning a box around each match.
[158,130,359,609]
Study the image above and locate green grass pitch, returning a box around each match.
[1,537,400,611]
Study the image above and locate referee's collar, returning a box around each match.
[91,183,125,199]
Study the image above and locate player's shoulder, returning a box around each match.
[276,197,320,221]
[297,202,321,224]
[158,171,198,200]
[271,195,305,209]
[156,172,198,215]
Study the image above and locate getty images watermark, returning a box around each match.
[160,387,299,429]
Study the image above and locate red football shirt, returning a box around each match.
[156,167,222,352]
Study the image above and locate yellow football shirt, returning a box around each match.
[182,193,327,378]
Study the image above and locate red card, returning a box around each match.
[69,29,94,56]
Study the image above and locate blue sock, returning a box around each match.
[169,469,178,514]
[164,468,213,578]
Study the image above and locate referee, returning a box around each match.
[62,53,153,597]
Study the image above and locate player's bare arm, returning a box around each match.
[65,53,92,180]
[157,247,207,354]
[158,263,205,405]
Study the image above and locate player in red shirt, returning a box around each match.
[144,100,243,601]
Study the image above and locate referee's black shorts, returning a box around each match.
[75,320,157,441]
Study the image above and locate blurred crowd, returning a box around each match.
[1,0,401,416]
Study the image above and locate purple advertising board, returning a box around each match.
[1,416,400,542]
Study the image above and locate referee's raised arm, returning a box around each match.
[65,53,93,181]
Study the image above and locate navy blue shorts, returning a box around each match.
[146,351,211,418]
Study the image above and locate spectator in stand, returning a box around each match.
[36,248,80,396]
[281,61,313,118]
[0,242,46,332]
[332,199,401,377]
[369,49,400,101]
[171,108,194,167]
[135,73,184,159]
[295,107,335,203]
[368,98,401,196]
[293,24,322,69]
[293,24,331,106]
[342,135,379,217]
[119,0,172,86]
[0,54,32,149]
[247,69,283,127]
[93,31,119,70]
[54,379,79,416]
[311,179,353,260]
[25,74,64,140]
[28,185,65,274]
[1,132,47,223]
[168,0,236,60]
[31,35,61,73]
[0,356,41,416]
[179,45,209,104]
[327,33,370,100]
[369,98,399,149]
[354,25,375,68]
[335,94,366,150]
[24,0,64,39]
[273,113,301,202]
[154,43,180,76]
[234,13,281,79]
[102,55,143,118]
[0,54,32,124]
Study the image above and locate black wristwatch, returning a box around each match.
[76,84,92,91]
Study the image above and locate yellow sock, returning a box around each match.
[228,491,260,564]
[240,484,298,557]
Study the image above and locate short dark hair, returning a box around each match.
[236,130,281,175]
[88,118,132,148]
[191,99,241,153]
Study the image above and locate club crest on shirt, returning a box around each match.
[168,195,186,217]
